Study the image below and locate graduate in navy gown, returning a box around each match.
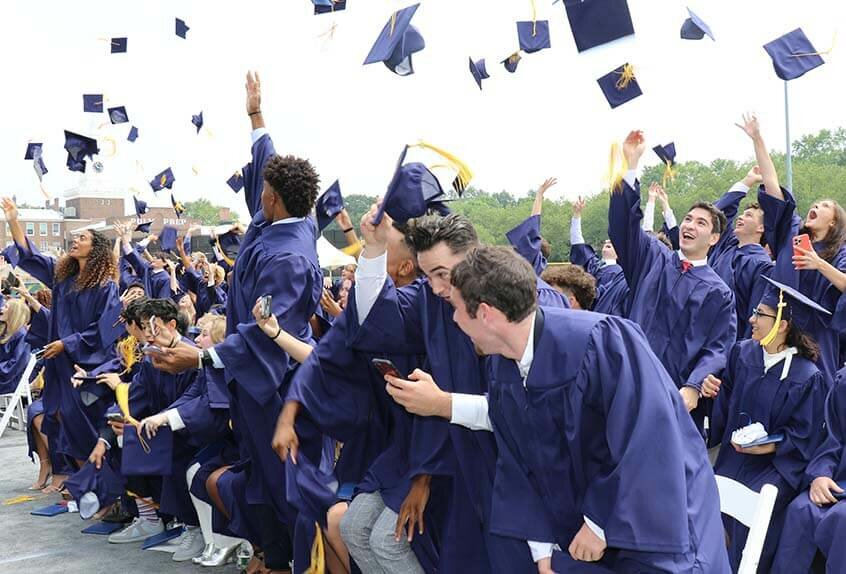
[347,207,567,574]
[706,162,773,340]
[705,278,827,571]
[608,130,736,429]
[568,196,630,316]
[149,71,323,574]
[3,197,121,492]
[741,114,846,384]
[386,245,730,573]
[0,298,32,394]
[277,217,439,573]
[117,221,173,300]
[771,367,846,573]
[505,177,556,275]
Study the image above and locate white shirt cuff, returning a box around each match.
[207,347,225,369]
[449,393,493,431]
[353,251,388,325]
[98,437,111,450]
[138,237,151,249]
[570,217,585,245]
[663,208,677,229]
[642,199,656,231]
[164,408,186,431]
[730,182,750,194]
[528,541,557,563]
[251,128,269,144]
[121,243,133,255]
[584,516,606,542]
[623,169,638,189]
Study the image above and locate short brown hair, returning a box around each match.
[688,201,727,236]
[450,246,536,322]
[541,265,596,309]
[405,213,478,256]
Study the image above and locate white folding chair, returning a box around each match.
[715,474,779,574]
[0,353,38,438]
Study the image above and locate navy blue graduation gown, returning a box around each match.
[711,339,826,572]
[569,243,629,316]
[26,306,51,349]
[506,214,548,275]
[0,328,32,394]
[215,132,323,523]
[124,248,172,299]
[128,347,199,524]
[708,187,773,339]
[169,367,230,446]
[346,274,567,573]
[15,239,120,461]
[772,368,846,573]
[487,307,730,573]
[759,188,846,385]
[609,179,737,430]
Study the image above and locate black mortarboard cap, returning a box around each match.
[363,3,425,76]
[33,157,48,181]
[763,28,826,81]
[502,52,522,74]
[128,126,139,142]
[108,106,129,124]
[171,193,185,218]
[314,0,346,15]
[133,195,148,217]
[159,226,178,252]
[64,130,100,162]
[315,180,344,232]
[680,8,714,41]
[191,111,203,133]
[135,221,153,234]
[653,143,676,166]
[517,20,550,53]
[149,167,175,192]
[597,63,642,109]
[175,18,190,39]
[564,0,635,53]
[372,146,445,225]
[469,58,489,90]
[83,94,104,113]
[24,143,43,160]
[226,172,244,193]
[111,37,128,53]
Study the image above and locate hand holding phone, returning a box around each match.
[260,295,272,319]
[371,358,405,381]
[106,412,124,423]
[142,344,163,355]
[793,233,812,258]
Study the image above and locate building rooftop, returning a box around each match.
[16,208,64,222]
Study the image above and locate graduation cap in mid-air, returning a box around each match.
[502,52,522,73]
[149,167,175,192]
[562,0,635,53]
[175,18,190,39]
[226,171,244,193]
[64,130,100,172]
[314,0,346,15]
[159,226,178,252]
[517,20,551,53]
[597,63,642,109]
[127,126,139,142]
[191,111,203,133]
[110,37,128,53]
[107,106,129,124]
[83,94,104,113]
[763,28,827,81]
[468,58,489,90]
[363,3,425,76]
[680,8,715,41]
[653,143,677,186]
[24,143,43,160]
[315,180,344,232]
[33,157,48,181]
[171,193,185,218]
[133,195,148,217]
[135,221,153,234]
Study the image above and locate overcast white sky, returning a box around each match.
[2,0,844,220]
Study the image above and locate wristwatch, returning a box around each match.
[199,349,215,368]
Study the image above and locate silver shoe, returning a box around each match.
[200,542,240,567]
[193,542,217,564]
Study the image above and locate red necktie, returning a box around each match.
[681,260,692,273]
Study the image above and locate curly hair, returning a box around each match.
[55,230,117,289]
[34,288,52,310]
[541,264,596,310]
[263,155,320,218]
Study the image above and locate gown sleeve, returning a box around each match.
[506,214,548,275]
[14,239,55,288]
[241,133,277,219]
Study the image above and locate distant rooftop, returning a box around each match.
[16,208,64,222]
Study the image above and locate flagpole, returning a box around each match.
[784,80,794,192]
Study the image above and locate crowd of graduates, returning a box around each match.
[2,72,846,574]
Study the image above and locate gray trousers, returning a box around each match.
[339,491,425,574]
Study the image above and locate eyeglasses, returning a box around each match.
[751,308,778,320]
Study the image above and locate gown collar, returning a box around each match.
[762,346,798,381]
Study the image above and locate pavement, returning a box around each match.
[0,430,241,574]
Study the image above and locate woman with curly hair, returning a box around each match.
[2,197,121,493]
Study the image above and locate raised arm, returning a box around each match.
[2,197,55,286]
[532,177,556,217]
[2,198,26,249]
[736,113,782,199]
[242,71,275,219]
[115,221,149,278]
[569,197,604,275]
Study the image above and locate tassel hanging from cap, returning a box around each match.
[789,32,837,58]
[531,0,538,36]
[615,63,636,90]
[759,290,787,347]
[412,141,473,195]
[662,161,676,187]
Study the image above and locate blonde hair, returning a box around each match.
[1,299,31,344]
[211,263,225,285]
[198,314,227,344]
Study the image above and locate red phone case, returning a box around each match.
[793,233,812,257]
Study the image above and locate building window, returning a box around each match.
[40,223,48,236]
[40,240,48,251]
[25,223,34,236]
[52,223,60,236]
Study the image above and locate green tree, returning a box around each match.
[183,198,225,225]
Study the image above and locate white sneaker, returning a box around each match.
[172,526,205,561]
[108,517,165,544]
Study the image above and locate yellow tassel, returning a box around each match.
[118,335,142,375]
[615,63,636,90]
[160,174,168,187]
[759,290,786,347]
[3,494,43,505]
[412,141,473,194]
[531,0,537,36]
[662,161,676,187]
[32,368,45,391]
[305,523,326,574]
[789,32,836,58]
[390,11,397,36]
[115,383,139,426]
[606,142,629,193]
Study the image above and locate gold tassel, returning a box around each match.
[305,523,326,574]
[759,290,786,347]
[390,11,397,36]
[614,63,636,90]
[606,142,629,193]
[412,141,473,194]
[530,0,537,36]
[789,32,836,58]
[118,335,142,375]
[662,161,676,187]
[115,382,150,453]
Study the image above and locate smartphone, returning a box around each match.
[106,412,124,423]
[73,376,101,384]
[371,358,404,380]
[259,295,272,319]
[33,348,45,359]
[142,344,163,354]
[793,233,813,258]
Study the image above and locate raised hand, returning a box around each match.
[571,196,586,217]
[647,182,660,201]
[735,112,761,140]
[656,185,670,210]
[246,71,261,115]
[537,177,558,197]
[335,208,353,232]
[361,202,391,258]
[1,197,18,222]
[742,166,763,188]
[622,130,646,168]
